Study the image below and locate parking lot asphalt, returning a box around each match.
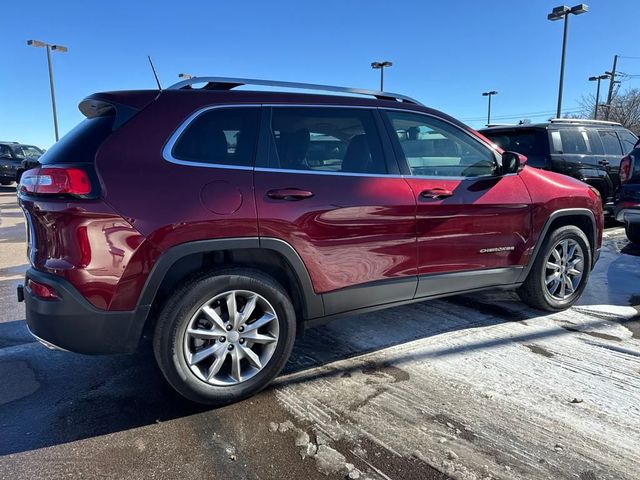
[1,185,639,480]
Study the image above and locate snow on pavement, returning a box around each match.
[273,231,640,480]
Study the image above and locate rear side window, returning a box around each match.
[268,107,386,174]
[172,107,260,167]
[598,130,623,156]
[483,129,547,156]
[38,115,114,165]
[550,129,593,154]
[618,130,638,153]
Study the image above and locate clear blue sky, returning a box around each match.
[2,0,639,148]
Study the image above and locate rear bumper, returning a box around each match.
[615,208,640,225]
[22,269,149,354]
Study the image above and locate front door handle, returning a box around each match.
[420,188,453,200]
[267,188,314,201]
[598,159,610,166]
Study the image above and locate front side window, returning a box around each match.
[172,107,260,167]
[268,107,386,174]
[386,111,497,177]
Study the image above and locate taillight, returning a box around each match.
[20,167,92,196]
[27,279,58,300]
[620,155,634,185]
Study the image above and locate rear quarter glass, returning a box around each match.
[38,115,114,165]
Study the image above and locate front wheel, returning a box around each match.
[153,269,296,405]
[626,223,640,244]
[518,226,591,311]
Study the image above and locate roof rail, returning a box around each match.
[167,76,424,106]
[549,118,621,126]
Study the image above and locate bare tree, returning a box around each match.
[579,88,640,134]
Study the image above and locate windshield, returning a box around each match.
[483,130,547,157]
[20,145,43,158]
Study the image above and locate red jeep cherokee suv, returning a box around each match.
[17,77,603,404]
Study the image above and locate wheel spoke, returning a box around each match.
[226,292,238,328]
[230,348,243,382]
[552,249,562,265]
[189,343,223,366]
[187,326,225,339]
[561,240,569,262]
[238,294,258,327]
[242,331,277,344]
[567,268,582,276]
[243,312,276,332]
[202,305,227,331]
[240,345,262,369]
[564,275,574,294]
[567,242,577,260]
[546,261,560,270]
[207,349,229,379]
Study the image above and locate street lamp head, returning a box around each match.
[482,91,498,96]
[371,61,392,69]
[178,73,193,79]
[570,3,588,15]
[27,39,46,48]
[51,45,68,53]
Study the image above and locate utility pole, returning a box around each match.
[605,54,619,120]
[588,74,609,119]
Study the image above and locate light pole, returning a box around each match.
[27,40,68,142]
[371,61,392,91]
[482,91,498,126]
[547,4,588,118]
[588,74,609,119]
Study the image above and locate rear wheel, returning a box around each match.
[518,226,591,311]
[626,223,640,244]
[153,269,296,405]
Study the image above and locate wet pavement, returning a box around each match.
[1,185,639,479]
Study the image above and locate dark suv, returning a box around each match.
[480,120,637,214]
[616,145,640,243]
[17,77,603,404]
[0,142,44,185]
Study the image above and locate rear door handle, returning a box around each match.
[598,159,610,166]
[420,188,453,200]
[267,188,314,201]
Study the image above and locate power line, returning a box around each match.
[460,107,582,122]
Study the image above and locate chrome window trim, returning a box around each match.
[162,103,508,181]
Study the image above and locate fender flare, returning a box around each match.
[517,208,598,283]
[133,237,324,328]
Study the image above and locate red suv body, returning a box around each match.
[17,78,603,404]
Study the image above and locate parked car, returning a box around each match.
[0,142,44,185]
[16,145,45,183]
[480,119,638,215]
[615,145,640,243]
[17,78,603,405]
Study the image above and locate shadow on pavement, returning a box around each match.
[0,291,540,456]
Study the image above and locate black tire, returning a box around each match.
[153,268,296,405]
[626,223,640,244]
[517,225,591,312]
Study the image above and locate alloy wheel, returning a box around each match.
[544,239,584,300]
[183,290,279,386]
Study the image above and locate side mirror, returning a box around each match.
[501,151,527,174]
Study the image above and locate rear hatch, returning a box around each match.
[18,91,157,273]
